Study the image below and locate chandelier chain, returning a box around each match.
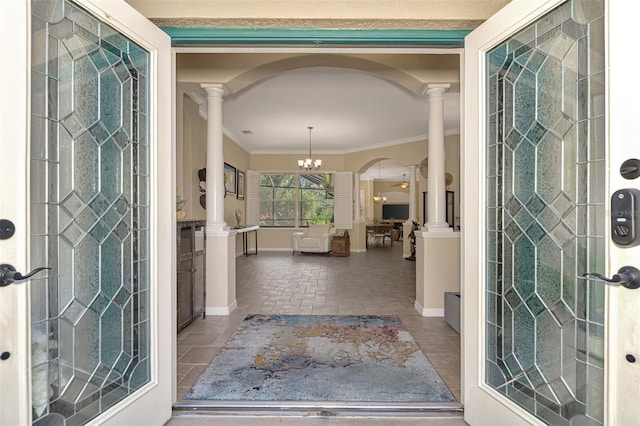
[297,126,322,170]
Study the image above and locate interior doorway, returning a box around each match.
[172,44,464,413]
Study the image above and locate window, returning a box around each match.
[259,173,334,227]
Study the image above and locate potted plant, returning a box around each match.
[176,196,186,220]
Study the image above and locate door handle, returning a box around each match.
[0,264,51,287]
[583,266,640,289]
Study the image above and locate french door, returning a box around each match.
[0,0,173,424]
[463,0,640,424]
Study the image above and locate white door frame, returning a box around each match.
[0,1,174,424]
[171,43,465,403]
[0,2,30,422]
[606,1,640,424]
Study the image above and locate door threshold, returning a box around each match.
[173,400,463,418]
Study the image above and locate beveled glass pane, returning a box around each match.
[72,56,100,128]
[100,139,121,202]
[589,17,605,76]
[138,78,148,129]
[30,0,151,423]
[485,1,605,423]
[75,309,100,372]
[537,57,562,129]
[102,234,123,298]
[73,133,99,203]
[513,141,535,203]
[101,303,123,368]
[513,68,535,134]
[100,68,122,134]
[536,236,562,305]
[536,310,562,380]
[74,237,100,305]
[536,133,562,204]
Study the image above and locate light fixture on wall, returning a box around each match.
[297,126,322,170]
[372,160,387,203]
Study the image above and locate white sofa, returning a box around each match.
[292,224,335,255]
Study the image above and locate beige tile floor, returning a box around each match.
[173,243,462,422]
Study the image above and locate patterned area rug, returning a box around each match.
[184,314,455,402]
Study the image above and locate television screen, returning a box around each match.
[382,204,409,220]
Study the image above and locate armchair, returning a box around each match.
[292,224,335,255]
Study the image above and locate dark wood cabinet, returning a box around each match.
[331,233,350,256]
[177,220,206,331]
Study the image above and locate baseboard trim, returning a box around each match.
[206,300,237,316]
[414,301,444,317]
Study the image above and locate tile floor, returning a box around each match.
[174,243,461,413]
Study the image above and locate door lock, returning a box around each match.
[0,264,51,287]
[611,189,640,247]
[583,266,640,290]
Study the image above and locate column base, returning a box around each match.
[414,300,444,317]
[205,232,236,317]
[424,222,453,233]
[206,299,237,316]
[206,222,229,234]
[414,232,460,319]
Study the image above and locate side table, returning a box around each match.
[331,232,350,256]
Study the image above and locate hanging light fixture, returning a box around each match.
[373,160,387,203]
[399,174,409,189]
[297,126,322,170]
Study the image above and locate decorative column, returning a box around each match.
[352,172,367,252]
[424,84,452,232]
[403,165,418,258]
[354,172,361,222]
[408,165,417,222]
[201,84,228,233]
[200,83,237,316]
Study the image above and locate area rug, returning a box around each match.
[184,314,455,402]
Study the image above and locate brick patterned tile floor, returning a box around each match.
[176,244,461,402]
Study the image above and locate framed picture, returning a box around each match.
[224,162,236,195]
[236,170,245,200]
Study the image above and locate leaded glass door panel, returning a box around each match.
[464,0,640,425]
[0,1,172,424]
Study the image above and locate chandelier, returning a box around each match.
[373,192,387,203]
[297,126,322,170]
[373,161,387,203]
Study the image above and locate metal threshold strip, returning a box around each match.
[173,400,463,418]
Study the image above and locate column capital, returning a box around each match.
[423,83,451,96]
[200,83,228,98]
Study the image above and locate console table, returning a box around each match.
[234,225,259,256]
[177,220,206,331]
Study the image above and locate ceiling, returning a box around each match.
[222,66,460,156]
[185,65,460,180]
